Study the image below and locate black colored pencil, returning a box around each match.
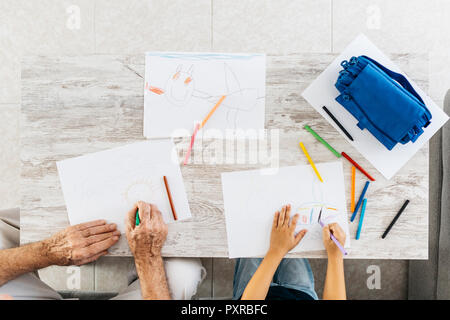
[322,106,354,141]
[382,200,410,239]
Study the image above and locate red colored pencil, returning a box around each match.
[341,152,375,181]
[163,176,178,221]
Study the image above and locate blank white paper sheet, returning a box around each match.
[221,161,350,258]
[144,52,266,138]
[302,34,449,179]
[57,140,191,233]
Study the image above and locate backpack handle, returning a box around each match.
[361,55,425,105]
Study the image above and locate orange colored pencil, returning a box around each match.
[163,176,178,221]
[200,95,226,128]
[351,166,356,212]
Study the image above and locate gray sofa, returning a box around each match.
[408,90,450,300]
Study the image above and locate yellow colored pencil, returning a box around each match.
[299,142,323,182]
[200,95,226,129]
[351,166,356,212]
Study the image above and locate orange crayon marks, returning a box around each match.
[149,86,164,95]
[145,82,165,95]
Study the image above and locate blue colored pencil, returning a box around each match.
[356,198,367,240]
[351,181,370,222]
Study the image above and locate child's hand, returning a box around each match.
[322,223,346,258]
[268,204,307,258]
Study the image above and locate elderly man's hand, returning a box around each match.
[43,220,121,266]
[125,202,168,260]
[125,202,171,300]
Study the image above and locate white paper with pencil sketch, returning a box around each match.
[57,140,191,233]
[302,34,449,180]
[221,161,350,258]
[143,52,266,138]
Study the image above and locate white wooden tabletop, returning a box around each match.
[20,54,429,259]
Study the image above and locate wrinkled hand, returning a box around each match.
[125,202,168,260]
[43,220,120,266]
[322,223,346,258]
[268,204,307,258]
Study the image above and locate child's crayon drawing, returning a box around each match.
[145,63,263,129]
[144,53,266,138]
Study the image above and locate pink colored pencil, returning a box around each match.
[183,123,200,165]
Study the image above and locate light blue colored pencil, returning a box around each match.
[356,198,367,240]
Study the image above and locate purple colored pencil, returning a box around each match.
[319,220,348,256]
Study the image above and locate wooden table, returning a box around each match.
[21,54,429,259]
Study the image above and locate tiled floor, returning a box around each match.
[212,0,332,53]
[332,0,450,54]
[2,0,449,298]
[95,0,212,53]
[193,258,409,299]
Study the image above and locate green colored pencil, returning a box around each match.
[135,209,140,226]
[304,125,342,158]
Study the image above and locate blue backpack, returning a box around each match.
[335,55,432,150]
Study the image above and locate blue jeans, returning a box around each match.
[232,258,318,300]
